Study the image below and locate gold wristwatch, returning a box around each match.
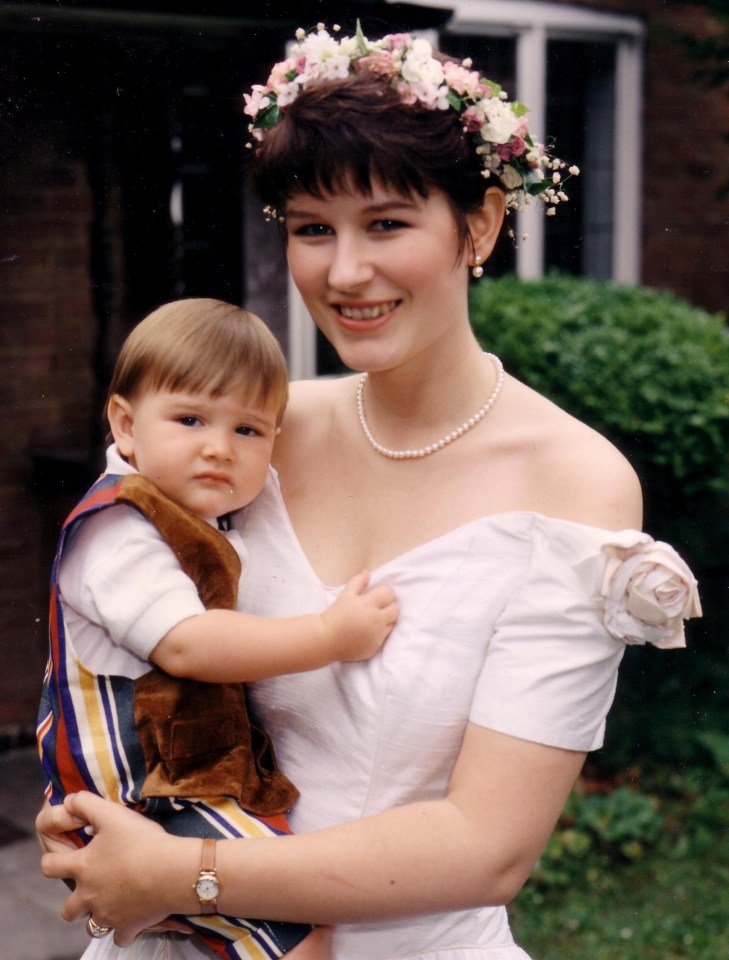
[193,838,220,914]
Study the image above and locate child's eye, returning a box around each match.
[236,425,259,437]
[178,416,201,427]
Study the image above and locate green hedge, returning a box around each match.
[470,273,729,499]
[469,273,729,768]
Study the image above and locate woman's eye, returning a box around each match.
[292,223,332,237]
[372,219,407,232]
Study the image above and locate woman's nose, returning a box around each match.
[327,238,374,291]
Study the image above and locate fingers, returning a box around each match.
[40,846,80,886]
[343,569,371,596]
[343,572,398,609]
[367,584,397,609]
[63,789,139,834]
[36,799,86,854]
[64,789,108,822]
[384,600,400,626]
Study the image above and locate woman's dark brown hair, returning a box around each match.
[250,70,498,251]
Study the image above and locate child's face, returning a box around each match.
[109,387,280,519]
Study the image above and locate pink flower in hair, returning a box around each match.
[496,136,527,161]
[461,106,484,133]
[355,51,398,78]
[395,80,418,106]
[267,58,298,90]
[384,33,411,52]
[442,61,484,98]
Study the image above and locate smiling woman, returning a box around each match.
[283,185,504,377]
[38,23,700,960]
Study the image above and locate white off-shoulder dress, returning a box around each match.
[236,468,697,960]
[83,467,698,960]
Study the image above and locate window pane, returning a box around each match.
[546,40,616,278]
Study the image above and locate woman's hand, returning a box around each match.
[38,792,189,945]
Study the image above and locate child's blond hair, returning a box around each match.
[107,299,288,426]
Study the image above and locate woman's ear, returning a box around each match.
[107,394,136,460]
[466,187,506,266]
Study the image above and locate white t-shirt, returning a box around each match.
[58,445,247,678]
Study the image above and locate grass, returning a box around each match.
[507,759,729,959]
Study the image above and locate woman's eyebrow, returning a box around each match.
[286,200,418,219]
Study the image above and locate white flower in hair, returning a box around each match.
[480,99,522,145]
[245,21,580,216]
[243,85,271,118]
[499,165,524,190]
[401,38,445,87]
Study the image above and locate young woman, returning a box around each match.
[38,25,700,960]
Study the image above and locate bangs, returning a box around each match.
[252,75,451,210]
[145,328,275,402]
[109,300,289,424]
[257,114,429,209]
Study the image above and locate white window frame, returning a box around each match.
[288,2,644,379]
[412,0,644,282]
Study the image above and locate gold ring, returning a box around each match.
[86,916,112,938]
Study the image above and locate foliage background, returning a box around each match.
[469,273,729,770]
[469,273,729,957]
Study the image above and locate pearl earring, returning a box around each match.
[471,256,484,279]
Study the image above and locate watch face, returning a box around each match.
[195,876,219,901]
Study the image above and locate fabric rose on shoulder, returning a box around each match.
[600,531,702,649]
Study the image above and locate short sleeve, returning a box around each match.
[470,517,625,752]
[59,504,206,662]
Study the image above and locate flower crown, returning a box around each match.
[244,22,578,216]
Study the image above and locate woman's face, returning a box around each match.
[284,182,473,375]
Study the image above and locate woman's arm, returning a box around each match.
[152,570,398,681]
[39,723,585,944]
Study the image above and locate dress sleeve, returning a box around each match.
[469,517,627,752]
[470,517,701,752]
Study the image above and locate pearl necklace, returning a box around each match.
[356,353,504,460]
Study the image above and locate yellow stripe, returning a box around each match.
[199,798,280,839]
[192,915,271,960]
[77,665,121,802]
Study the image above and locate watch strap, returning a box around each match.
[201,837,216,873]
[195,838,219,914]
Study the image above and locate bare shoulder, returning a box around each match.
[274,376,354,464]
[282,376,352,426]
[508,378,643,532]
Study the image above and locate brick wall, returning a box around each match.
[641,0,728,310]
[0,70,97,736]
[545,0,729,311]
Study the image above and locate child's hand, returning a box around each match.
[321,571,398,662]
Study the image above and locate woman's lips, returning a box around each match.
[334,300,399,329]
